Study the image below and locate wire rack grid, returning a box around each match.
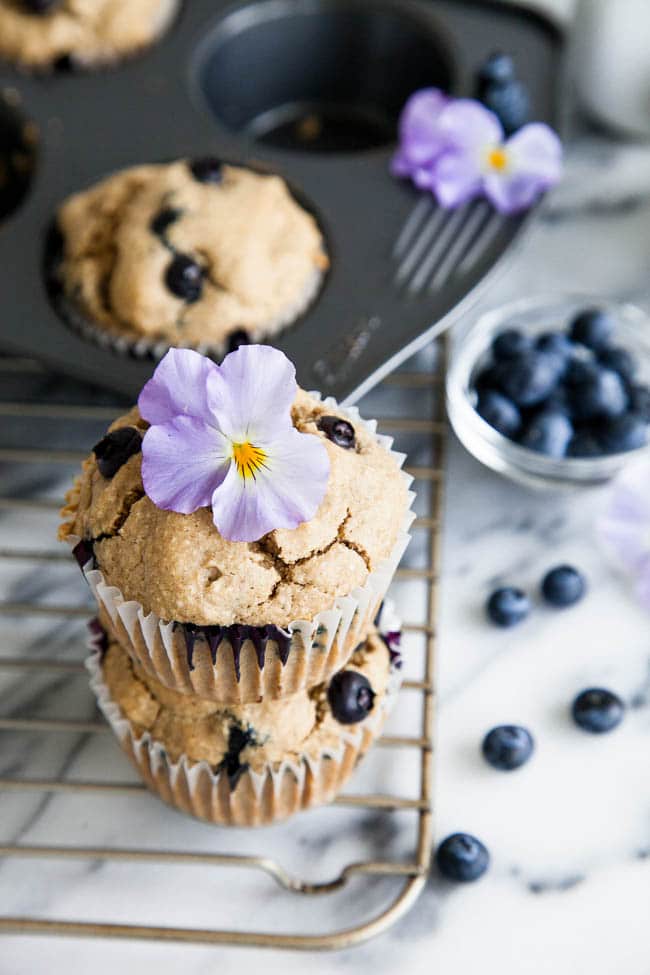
[0,344,447,950]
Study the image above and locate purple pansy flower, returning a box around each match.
[392,89,562,214]
[138,346,330,543]
[598,459,650,610]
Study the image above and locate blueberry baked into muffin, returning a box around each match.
[87,622,402,826]
[60,345,413,703]
[54,160,328,352]
[0,0,179,70]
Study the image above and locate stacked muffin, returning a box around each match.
[60,346,414,825]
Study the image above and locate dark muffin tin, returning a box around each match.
[0,0,562,403]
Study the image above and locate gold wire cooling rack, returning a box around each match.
[0,346,446,950]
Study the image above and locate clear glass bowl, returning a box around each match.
[446,294,650,490]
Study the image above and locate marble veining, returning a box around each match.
[1,121,650,974]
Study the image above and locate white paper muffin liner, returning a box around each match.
[67,395,415,704]
[86,616,403,827]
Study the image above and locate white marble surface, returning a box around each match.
[3,56,650,975]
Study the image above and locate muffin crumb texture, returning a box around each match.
[56,161,328,348]
[60,392,409,627]
[0,0,178,69]
[102,628,391,772]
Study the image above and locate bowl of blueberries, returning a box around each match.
[446,294,650,489]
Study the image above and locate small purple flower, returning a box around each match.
[392,89,562,214]
[599,458,650,610]
[138,346,330,543]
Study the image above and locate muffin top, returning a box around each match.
[101,626,392,773]
[0,0,178,69]
[56,161,328,347]
[60,389,410,626]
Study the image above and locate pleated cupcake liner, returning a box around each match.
[67,394,415,704]
[86,619,403,827]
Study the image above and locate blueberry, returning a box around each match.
[536,332,573,374]
[541,565,586,607]
[570,367,628,421]
[567,430,601,458]
[20,0,60,13]
[519,409,573,457]
[598,413,647,453]
[435,833,490,882]
[150,207,182,239]
[317,415,356,449]
[93,427,141,479]
[597,346,638,384]
[569,308,615,351]
[189,157,223,184]
[474,364,502,393]
[165,254,204,302]
[543,385,573,418]
[494,352,559,407]
[476,52,516,90]
[327,670,375,724]
[476,390,521,438]
[486,587,530,627]
[628,384,650,422]
[566,357,599,387]
[227,329,250,353]
[482,725,534,771]
[571,687,624,734]
[491,329,533,361]
[482,80,530,134]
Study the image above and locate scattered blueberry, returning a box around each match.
[519,409,573,457]
[598,413,647,453]
[477,52,515,90]
[165,254,204,302]
[328,670,375,724]
[598,345,638,384]
[435,833,490,882]
[541,565,586,607]
[227,329,250,353]
[494,352,559,407]
[569,308,615,351]
[482,725,534,771]
[486,587,531,627]
[476,390,521,438]
[567,430,601,458]
[569,367,628,421]
[150,207,182,239]
[93,427,141,478]
[20,0,60,12]
[482,80,530,134]
[189,157,223,184]
[628,384,650,422]
[492,329,533,361]
[317,415,356,449]
[572,687,625,734]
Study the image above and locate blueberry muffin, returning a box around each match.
[60,391,413,703]
[54,160,328,351]
[0,0,179,70]
[88,622,401,826]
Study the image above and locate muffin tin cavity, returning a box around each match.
[0,90,37,223]
[197,0,453,153]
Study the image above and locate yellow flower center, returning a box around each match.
[487,147,508,171]
[232,441,267,480]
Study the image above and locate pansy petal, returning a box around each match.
[138,348,219,425]
[436,99,504,151]
[141,415,230,514]
[483,170,548,213]
[211,429,329,542]
[396,87,450,166]
[207,344,297,442]
[432,150,483,208]
[507,123,563,183]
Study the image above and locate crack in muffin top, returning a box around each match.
[60,390,410,626]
